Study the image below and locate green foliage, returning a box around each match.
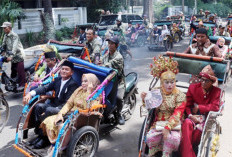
[55,27,75,41]
[0,0,25,44]
[154,2,170,20]
[198,1,231,17]
[25,30,36,47]
[71,0,123,23]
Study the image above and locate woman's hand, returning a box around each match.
[87,83,94,93]
[162,128,170,140]
[140,92,147,102]
[54,113,64,125]
[23,93,31,105]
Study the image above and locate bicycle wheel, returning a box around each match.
[0,96,10,132]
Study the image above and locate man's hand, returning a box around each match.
[6,57,12,62]
[162,128,170,140]
[23,93,32,105]
[192,103,199,114]
[189,115,200,124]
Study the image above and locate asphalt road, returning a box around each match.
[0,37,232,157]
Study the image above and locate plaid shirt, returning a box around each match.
[2,31,25,63]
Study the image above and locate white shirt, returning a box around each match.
[58,78,70,98]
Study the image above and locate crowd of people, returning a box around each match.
[0,8,231,157]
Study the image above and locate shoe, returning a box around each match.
[27,136,41,146]
[17,86,24,92]
[33,137,50,149]
[118,114,125,125]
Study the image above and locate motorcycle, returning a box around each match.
[0,46,39,93]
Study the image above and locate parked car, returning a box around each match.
[98,14,143,30]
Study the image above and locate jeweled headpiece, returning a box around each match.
[150,55,179,78]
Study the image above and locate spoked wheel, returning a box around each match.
[173,33,180,43]
[137,36,145,47]
[124,93,137,121]
[164,39,172,51]
[0,94,10,133]
[198,119,221,157]
[67,126,99,157]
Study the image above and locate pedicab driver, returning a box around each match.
[1,21,26,91]
[98,36,126,125]
[180,65,221,157]
[184,28,222,57]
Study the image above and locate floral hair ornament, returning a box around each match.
[150,55,179,78]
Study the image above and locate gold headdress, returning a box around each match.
[150,55,179,79]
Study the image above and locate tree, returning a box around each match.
[143,0,153,22]
[0,0,25,44]
[41,0,55,42]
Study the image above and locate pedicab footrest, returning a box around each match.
[13,144,38,157]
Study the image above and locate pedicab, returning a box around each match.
[138,52,230,157]
[13,56,138,157]
[127,20,147,47]
[147,21,173,51]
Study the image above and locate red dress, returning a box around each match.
[180,83,221,157]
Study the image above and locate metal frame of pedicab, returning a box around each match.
[147,21,174,51]
[138,52,230,157]
[13,57,119,157]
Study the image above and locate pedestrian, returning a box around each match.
[1,21,26,91]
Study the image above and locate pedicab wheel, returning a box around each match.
[138,118,149,154]
[0,94,10,133]
[164,40,172,51]
[199,121,221,157]
[173,33,180,43]
[124,93,136,121]
[66,126,99,157]
[137,36,145,47]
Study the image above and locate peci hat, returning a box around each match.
[1,22,12,28]
[44,51,56,59]
[62,60,74,70]
[196,28,208,36]
[106,36,119,44]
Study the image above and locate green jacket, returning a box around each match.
[2,31,24,63]
[101,50,125,91]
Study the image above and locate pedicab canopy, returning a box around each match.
[165,52,229,82]
[68,56,118,112]
[154,21,172,26]
[209,36,232,45]
[48,39,84,54]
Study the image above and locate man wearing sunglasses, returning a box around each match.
[180,65,221,157]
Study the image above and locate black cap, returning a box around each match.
[196,28,208,36]
[44,51,56,59]
[62,60,74,70]
[106,36,119,44]
[128,21,132,24]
